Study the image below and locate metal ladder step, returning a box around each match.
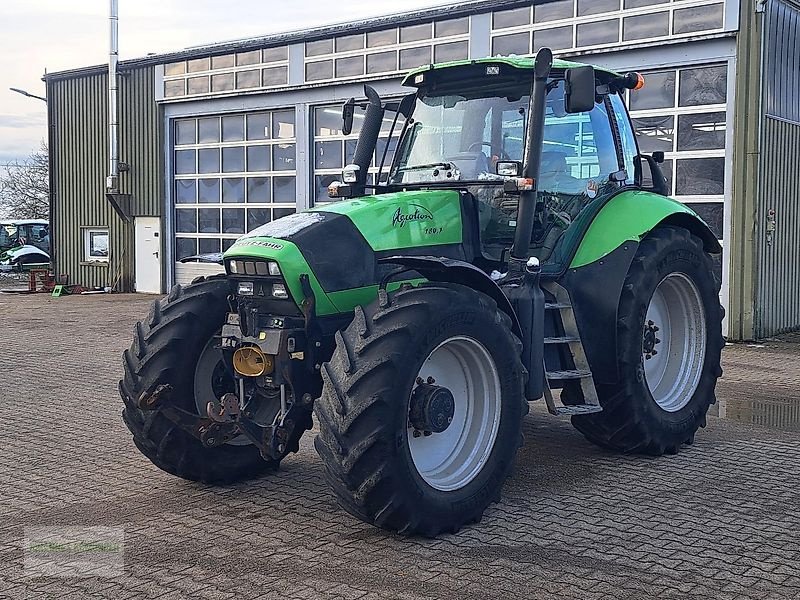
[554,405,604,416]
[545,302,572,310]
[546,369,593,380]
[544,336,580,344]
[541,281,601,418]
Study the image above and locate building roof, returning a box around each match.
[43,0,536,81]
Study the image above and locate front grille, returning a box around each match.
[227,258,280,277]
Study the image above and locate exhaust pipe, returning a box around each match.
[350,85,385,196]
[106,0,119,193]
[511,47,553,262]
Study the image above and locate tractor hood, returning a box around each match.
[224,189,465,314]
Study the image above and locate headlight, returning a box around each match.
[271,283,288,299]
[268,261,281,276]
[237,281,254,296]
[255,261,269,276]
[229,260,238,274]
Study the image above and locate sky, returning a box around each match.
[0,0,451,165]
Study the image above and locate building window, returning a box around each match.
[83,228,109,262]
[172,111,297,260]
[490,0,727,57]
[627,62,729,244]
[302,18,470,84]
[162,45,289,100]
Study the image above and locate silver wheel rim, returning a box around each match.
[643,273,707,412]
[193,337,249,446]
[408,336,502,492]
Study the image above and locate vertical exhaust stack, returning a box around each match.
[106,0,119,194]
[350,85,385,196]
[510,47,553,264]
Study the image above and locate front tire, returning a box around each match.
[571,226,724,455]
[119,277,285,483]
[314,283,526,536]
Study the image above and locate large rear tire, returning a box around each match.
[571,226,724,455]
[119,276,302,483]
[314,283,526,536]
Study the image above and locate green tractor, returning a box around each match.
[120,49,723,536]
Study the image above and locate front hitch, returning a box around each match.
[137,381,314,461]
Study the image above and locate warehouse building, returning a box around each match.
[44,0,800,340]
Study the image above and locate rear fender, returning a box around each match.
[563,191,721,384]
[570,190,720,270]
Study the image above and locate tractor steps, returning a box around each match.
[546,369,592,379]
[540,282,602,418]
[545,302,572,310]
[544,336,581,344]
[553,405,604,416]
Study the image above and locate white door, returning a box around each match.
[134,217,162,294]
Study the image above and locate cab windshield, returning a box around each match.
[0,224,18,247]
[390,90,528,184]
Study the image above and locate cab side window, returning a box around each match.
[610,93,638,185]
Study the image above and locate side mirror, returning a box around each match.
[342,98,355,135]
[496,161,522,177]
[565,66,596,114]
[652,151,665,164]
[636,155,669,196]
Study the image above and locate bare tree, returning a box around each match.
[0,142,49,220]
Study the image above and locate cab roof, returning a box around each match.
[0,219,48,226]
[401,55,620,87]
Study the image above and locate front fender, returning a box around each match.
[377,255,521,337]
[570,190,721,269]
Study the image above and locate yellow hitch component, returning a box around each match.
[232,346,274,377]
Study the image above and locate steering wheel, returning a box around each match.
[467,141,492,152]
[467,141,511,161]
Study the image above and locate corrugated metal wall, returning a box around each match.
[755,0,800,337]
[756,117,800,336]
[47,65,162,292]
[763,0,800,123]
[119,66,162,217]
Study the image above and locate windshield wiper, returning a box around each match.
[398,162,453,172]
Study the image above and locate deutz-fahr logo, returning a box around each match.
[392,204,434,228]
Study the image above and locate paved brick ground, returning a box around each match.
[1,292,799,599]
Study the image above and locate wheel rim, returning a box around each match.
[193,337,248,446]
[408,336,502,492]
[643,273,707,412]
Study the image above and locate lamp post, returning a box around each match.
[9,87,47,103]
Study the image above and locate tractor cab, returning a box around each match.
[0,219,50,254]
[0,219,51,271]
[389,65,624,263]
[333,55,660,279]
[392,62,636,268]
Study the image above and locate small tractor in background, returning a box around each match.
[119,48,723,536]
[0,219,50,272]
